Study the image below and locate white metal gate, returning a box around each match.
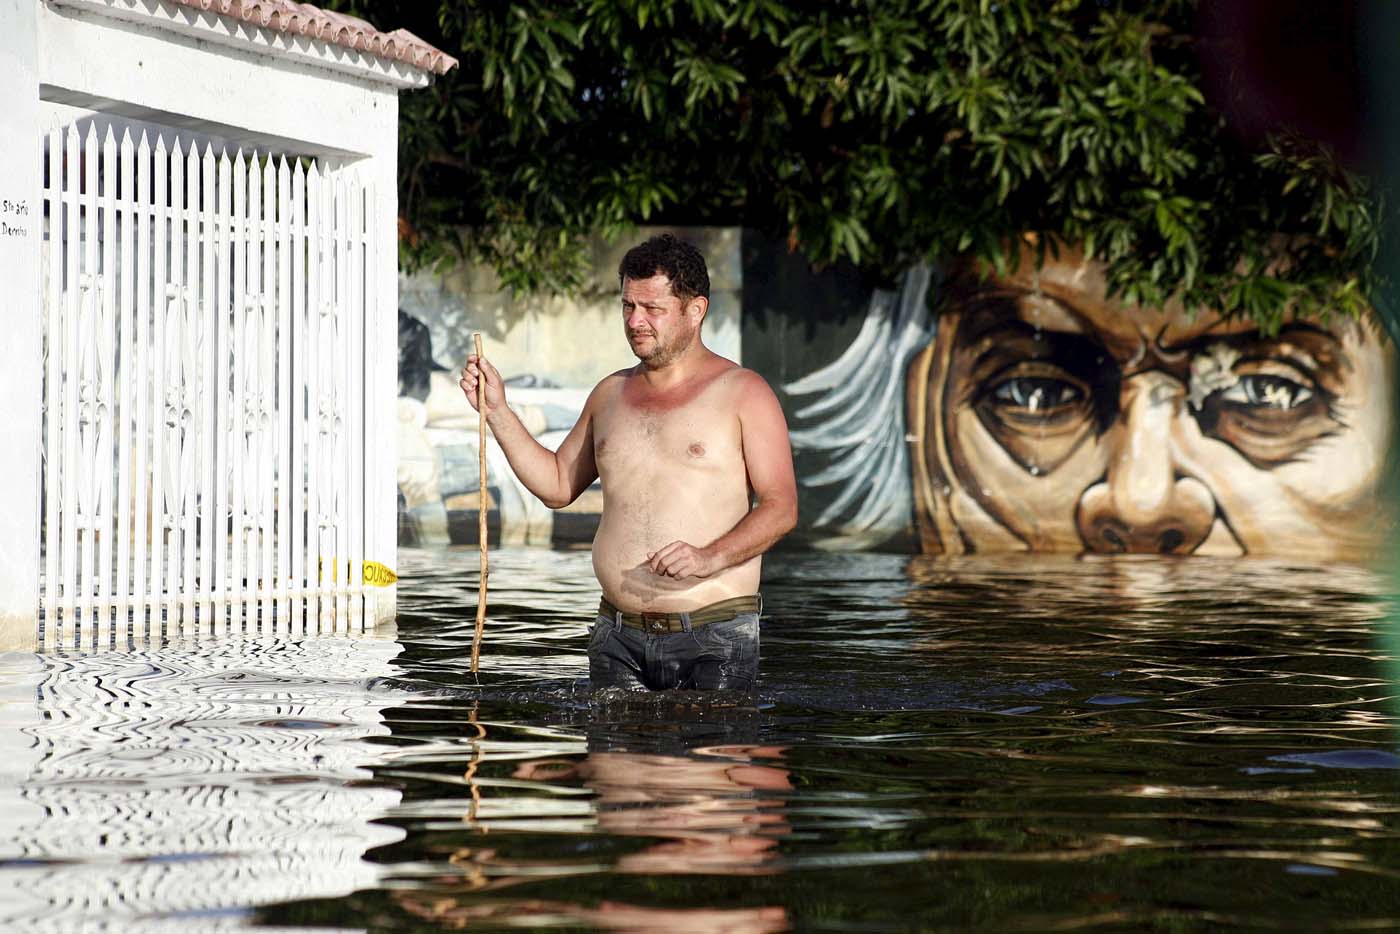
[40,123,382,649]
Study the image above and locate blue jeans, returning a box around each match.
[588,610,761,691]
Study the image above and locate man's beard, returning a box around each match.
[630,326,695,367]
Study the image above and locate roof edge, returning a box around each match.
[46,0,458,90]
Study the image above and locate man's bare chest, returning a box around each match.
[592,397,742,477]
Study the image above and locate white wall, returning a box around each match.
[0,0,43,649]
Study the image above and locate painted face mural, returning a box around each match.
[908,248,1395,560]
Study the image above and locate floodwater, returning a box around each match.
[2,547,1400,931]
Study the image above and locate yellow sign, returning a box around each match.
[319,558,399,586]
[363,561,398,586]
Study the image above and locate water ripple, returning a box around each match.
[2,548,1399,930]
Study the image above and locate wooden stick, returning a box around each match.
[463,700,485,824]
[471,333,489,673]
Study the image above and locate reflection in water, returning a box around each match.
[2,547,1400,930]
[395,894,788,933]
[0,634,407,930]
[571,744,791,876]
[396,736,792,931]
[333,548,1400,931]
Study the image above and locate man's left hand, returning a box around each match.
[647,541,717,579]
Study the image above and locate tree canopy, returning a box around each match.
[329,0,1382,332]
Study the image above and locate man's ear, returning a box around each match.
[687,296,709,324]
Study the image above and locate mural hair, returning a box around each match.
[783,265,936,549]
[618,234,711,302]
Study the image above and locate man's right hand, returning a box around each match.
[460,353,507,421]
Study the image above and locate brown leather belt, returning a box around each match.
[599,594,762,634]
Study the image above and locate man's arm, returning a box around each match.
[648,371,798,578]
[461,353,599,508]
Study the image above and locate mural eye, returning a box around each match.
[990,377,1083,413]
[1218,374,1314,410]
[971,367,1095,477]
[1196,362,1338,470]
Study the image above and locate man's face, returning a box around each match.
[621,274,702,367]
[914,248,1395,560]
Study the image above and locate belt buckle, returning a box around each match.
[641,612,669,633]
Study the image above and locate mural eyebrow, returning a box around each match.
[1233,349,1325,374]
[1275,322,1345,343]
[966,319,1038,354]
[957,292,1038,344]
[957,288,1096,346]
[1164,322,1344,357]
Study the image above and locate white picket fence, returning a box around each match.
[40,123,383,649]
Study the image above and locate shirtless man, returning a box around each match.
[459,235,798,691]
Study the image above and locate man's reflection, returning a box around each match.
[394,729,791,931]
[395,893,788,933]
[518,743,791,876]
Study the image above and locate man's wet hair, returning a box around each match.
[618,234,710,302]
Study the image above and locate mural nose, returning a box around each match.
[1076,477,1216,553]
[1075,371,1217,554]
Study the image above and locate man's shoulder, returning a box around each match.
[587,368,633,398]
[716,364,779,397]
[727,364,768,384]
[599,366,634,384]
[699,354,763,384]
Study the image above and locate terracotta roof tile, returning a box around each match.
[168,0,459,75]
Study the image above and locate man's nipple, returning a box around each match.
[687,442,706,458]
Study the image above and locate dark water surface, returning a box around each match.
[3,548,1400,931]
